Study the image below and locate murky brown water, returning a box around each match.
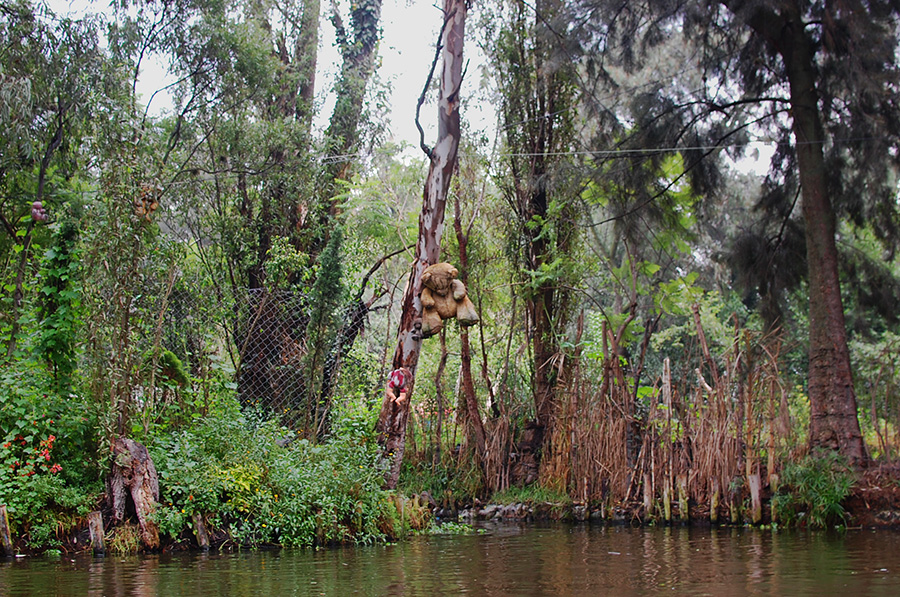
[2,523,900,596]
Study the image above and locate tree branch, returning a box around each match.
[416,7,458,159]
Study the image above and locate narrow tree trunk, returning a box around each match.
[496,0,573,479]
[454,197,487,460]
[376,0,467,489]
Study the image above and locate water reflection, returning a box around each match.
[2,524,900,596]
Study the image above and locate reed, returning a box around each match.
[528,304,793,523]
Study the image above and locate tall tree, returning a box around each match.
[375,0,468,489]
[320,0,382,217]
[486,0,579,476]
[132,0,384,427]
[570,0,900,464]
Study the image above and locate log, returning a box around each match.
[0,505,13,556]
[107,437,160,550]
[192,513,210,551]
[748,473,762,524]
[88,511,106,556]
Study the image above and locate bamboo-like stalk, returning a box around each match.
[0,505,13,556]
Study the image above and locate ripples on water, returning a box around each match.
[2,524,900,596]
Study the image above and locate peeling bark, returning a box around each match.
[376,0,467,489]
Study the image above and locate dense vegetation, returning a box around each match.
[1,0,899,551]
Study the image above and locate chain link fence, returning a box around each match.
[232,289,312,421]
[150,286,334,430]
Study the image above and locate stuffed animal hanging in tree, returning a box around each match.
[419,262,479,338]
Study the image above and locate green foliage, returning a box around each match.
[490,484,571,506]
[772,451,856,529]
[35,216,82,390]
[150,404,392,547]
[651,287,735,355]
[306,226,345,341]
[427,520,481,535]
[0,359,100,545]
[851,331,900,458]
[265,237,311,291]
[158,349,190,387]
[108,524,141,555]
[398,452,484,504]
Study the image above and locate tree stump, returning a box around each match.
[88,511,106,556]
[107,437,160,550]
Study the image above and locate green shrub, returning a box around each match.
[772,450,856,529]
[0,360,100,546]
[149,402,392,547]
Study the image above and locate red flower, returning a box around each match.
[49,463,62,473]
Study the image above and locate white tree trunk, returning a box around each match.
[375,0,467,489]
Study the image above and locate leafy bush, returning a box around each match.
[772,450,856,529]
[0,360,100,545]
[149,402,393,547]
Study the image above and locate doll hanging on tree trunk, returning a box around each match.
[386,367,412,405]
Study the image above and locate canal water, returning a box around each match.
[2,523,900,595]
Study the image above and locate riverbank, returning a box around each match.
[5,463,900,558]
[440,464,900,530]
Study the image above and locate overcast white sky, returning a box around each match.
[46,0,495,158]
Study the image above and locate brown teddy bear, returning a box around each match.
[419,262,479,338]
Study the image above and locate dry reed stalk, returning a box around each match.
[662,358,674,514]
[539,303,792,522]
[540,392,573,493]
[683,306,744,515]
[483,413,511,493]
[567,370,630,503]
